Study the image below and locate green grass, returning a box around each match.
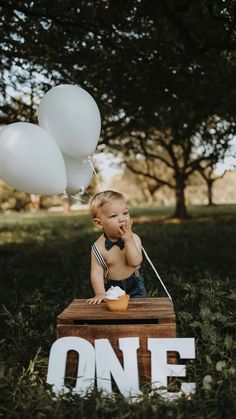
[0,205,236,418]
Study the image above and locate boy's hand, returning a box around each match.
[118,219,133,241]
[87,293,106,304]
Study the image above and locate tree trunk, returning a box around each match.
[30,194,41,211]
[140,179,154,204]
[207,180,214,206]
[63,198,71,214]
[174,176,188,219]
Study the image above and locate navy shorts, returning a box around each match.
[105,273,147,298]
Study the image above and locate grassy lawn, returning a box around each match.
[0,204,236,418]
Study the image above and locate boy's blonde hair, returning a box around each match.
[90,190,127,218]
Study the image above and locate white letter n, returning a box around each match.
[95,337,140,396]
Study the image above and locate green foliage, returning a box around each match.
[0,206,236,418]
[2,1,236,219]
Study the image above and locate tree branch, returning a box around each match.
[126,162,175,189]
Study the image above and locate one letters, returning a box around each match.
[47,337,195,397]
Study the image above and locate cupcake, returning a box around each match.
[105,286,130,312]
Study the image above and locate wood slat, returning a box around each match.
[57,298,175,323]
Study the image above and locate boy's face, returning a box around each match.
[94,199,130,239]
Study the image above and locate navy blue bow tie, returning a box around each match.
[104,234,125,251]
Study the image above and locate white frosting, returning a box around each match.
[105,286,126,300]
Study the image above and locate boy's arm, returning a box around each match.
[125,233,143,267]
[87,250,107,304]
[119,220,143,267]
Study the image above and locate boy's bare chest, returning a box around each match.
[102,247,127,267]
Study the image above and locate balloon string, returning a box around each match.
[87,156,105,192]
[83,190,92,198]
[61,191,87,202]
[67,193,87,202]
[141,245,172,301]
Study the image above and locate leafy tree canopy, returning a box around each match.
[1,0,236,131]
[1,0,236,216]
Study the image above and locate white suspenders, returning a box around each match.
[91,243,172,301]
[91,243,109,279]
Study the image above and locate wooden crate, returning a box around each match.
[57,297,176,382]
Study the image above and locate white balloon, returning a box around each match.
[63,155,93,194]
[0,122,67,195]
[38,84,101,158]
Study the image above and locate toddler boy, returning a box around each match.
[87,190,147,304]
